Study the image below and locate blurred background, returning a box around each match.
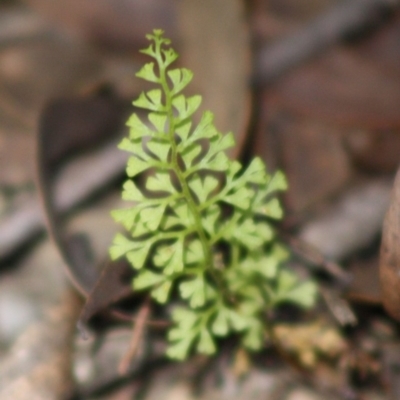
[0,0,400,399]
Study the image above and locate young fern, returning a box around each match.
[110,29,317,360]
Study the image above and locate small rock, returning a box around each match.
[0,239,66,345]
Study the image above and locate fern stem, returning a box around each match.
[157,59,227,295]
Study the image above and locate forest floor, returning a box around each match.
[0,0,400,399]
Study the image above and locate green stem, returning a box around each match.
[157,56,226,295]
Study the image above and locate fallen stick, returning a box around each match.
[0,139,126,261]
[254,0,399,84]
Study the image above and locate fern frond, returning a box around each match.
[110,29,317,360]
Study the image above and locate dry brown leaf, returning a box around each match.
[380,166,400,321]
[177,0,251,157]
[37,94,130,295]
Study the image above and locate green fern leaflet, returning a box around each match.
[110,29,317,360]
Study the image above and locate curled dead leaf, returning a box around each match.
[380,166,400,321]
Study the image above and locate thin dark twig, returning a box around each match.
[67,357,171,400]
[282,234,351,285]
[282,234,357,326]
[0,139,126,262]
[118,296,152,375]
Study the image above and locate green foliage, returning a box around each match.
[110,29,317,360]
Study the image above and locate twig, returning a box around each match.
[118,297,151,375]
[69,358,170,400]
[281,234,358,326]
[284,234,351,285]
[319,286,357,326]
[0,9,58,49]
[0,138,126,261]
[254,0,399,84]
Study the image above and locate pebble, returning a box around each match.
[0,239,66,346]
